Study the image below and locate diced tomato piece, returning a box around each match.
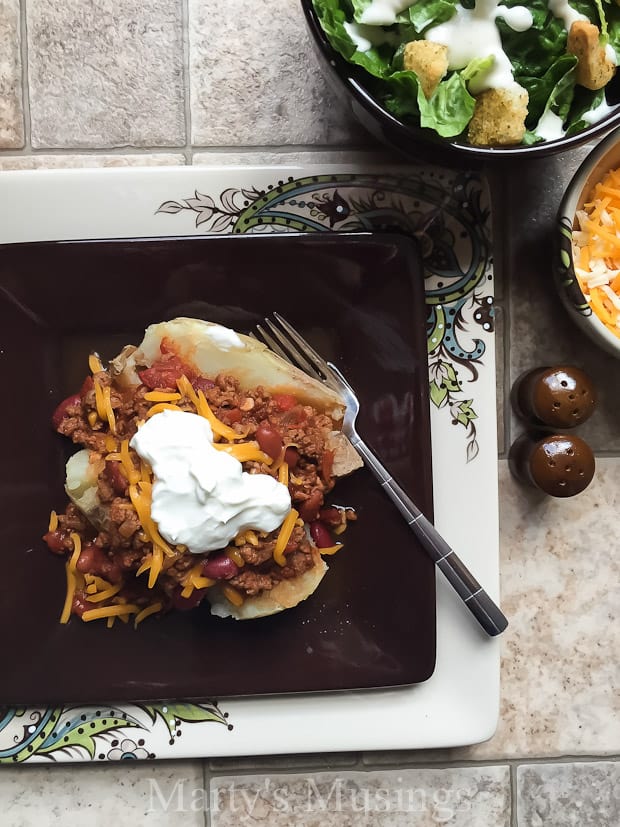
[51,394,81,430]
[139,356,193,390]
[274,393,297,411]
[220,407,242,424]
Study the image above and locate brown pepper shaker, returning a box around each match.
[509,432,595,497]
[512,365,597,429]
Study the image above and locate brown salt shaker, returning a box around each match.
[512,365,597,429]
[509,433,595,497]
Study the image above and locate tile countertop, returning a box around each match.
[1,1,619,825]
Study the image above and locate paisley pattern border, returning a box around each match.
[158,171,493,461]
[0,167,493,763]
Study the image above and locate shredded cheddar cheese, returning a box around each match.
[81,604,140,622]
[319,543,344,556]
[89,353,103,373]
[196,389,248,441]
[48,510,58,532]
[136,555,152,577]
[148,545,164,589]
[146,402,184,418]
[87,410,98,428]
[273,508,298,567]
[573,166,620,338]
[144,391,182,402]
[214,441,273,465]
[134,602,163,628]
[87,583,123,603]
[226,547,245,567]
[120,439,140,485]
[278,461,289,487]
[222,585,244,607]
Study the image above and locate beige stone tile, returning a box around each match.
[210,766,511,826]
[27,0,185,148]
[504,143,620,453]
[0,154,186,169]
[0,0,24,148]
[0,760,204,826]
[366,458,620,763]
[189,0,365,146]
[517,762,620,827]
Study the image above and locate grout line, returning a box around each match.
[203,753,620,779]
[510,764,519,827]
[202,759,210,827]
[19,0,32,150]
[181,0,192,161]
[0,143,383,157]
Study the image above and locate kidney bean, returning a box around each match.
[310,520,333,549]
[299,490,324,522]
[284,447,300,469]
[105,461,128,496]
[171,585,209,611]
[318,507,342,527]
[42,529,69,555]
[72,593,98,618]
[192,376,215,394]
[255,423,283,460]
[51,393,81,430]
[76,543,122,583]
[201,552,239,580]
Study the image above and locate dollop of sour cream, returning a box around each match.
[130,409,291,553]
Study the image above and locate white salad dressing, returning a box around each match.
[344,20,400,52]
[425,1,533,94]
[605,43,618,66]
[359,0,413,26]
[535,109,566,140]
[130,410,291,554]
[547,0,588,31]
[582,96,617,124]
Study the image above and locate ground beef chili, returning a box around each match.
[45,342,354,622]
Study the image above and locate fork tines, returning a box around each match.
[257,313,331,383]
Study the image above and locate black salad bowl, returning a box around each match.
[300,0,620,163]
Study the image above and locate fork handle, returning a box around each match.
[351,437,508,637]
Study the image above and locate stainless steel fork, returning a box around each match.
[256,312,508,638]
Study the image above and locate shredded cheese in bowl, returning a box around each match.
[572,167,620,338]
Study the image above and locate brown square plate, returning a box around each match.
[0,232,435,705]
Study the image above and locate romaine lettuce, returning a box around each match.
[311,0,620,145]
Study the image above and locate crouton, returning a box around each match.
[467,86,529,147]
[567,20,615,90]
[403,40,449,99]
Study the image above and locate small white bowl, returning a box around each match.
[557,126,620,357]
